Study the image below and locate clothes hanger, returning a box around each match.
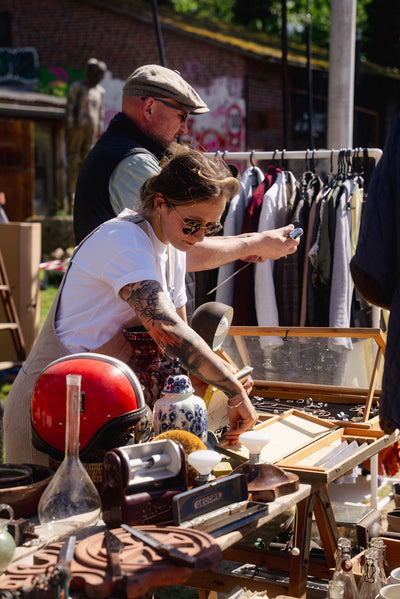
[250,150,256,172]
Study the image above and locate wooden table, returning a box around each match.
[187,482,338,599]
[6,482,331,599]
[7,429,399,598]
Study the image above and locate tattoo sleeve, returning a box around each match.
[120,279,241,398]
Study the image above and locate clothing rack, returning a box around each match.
[209,146,383,330]
[207,146,384,509]
[206,147,383,164]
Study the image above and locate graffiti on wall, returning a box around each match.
[183,75,245,153]
[39,62,245,153]
[102,70,245,152]
[39,66,84,97]
[0,47,39,87]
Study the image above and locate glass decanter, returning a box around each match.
[368,537,387,587]
[332,537,360,599]
[38,374,101,537]
[358,547,383,599]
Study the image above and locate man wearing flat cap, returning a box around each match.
[73,64,298,316]
[74,64,206,243]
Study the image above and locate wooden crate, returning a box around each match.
[218,411,399,485]
[276,426,398,484]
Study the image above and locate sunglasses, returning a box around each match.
[164,198,223,236]
[142,97,190,122]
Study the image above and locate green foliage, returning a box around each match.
[160,0,383,62]
[0,380,11,404]
[162,0,234,21]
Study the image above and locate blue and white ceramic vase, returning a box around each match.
[153,359,208,443]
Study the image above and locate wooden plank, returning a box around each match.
[363,346,383,422]
[228,326,383,338]
[253,379,380,397]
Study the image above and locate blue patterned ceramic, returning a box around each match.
[153,369,208,442]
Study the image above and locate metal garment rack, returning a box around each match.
[207,146,385,509]
[206,147,383,163]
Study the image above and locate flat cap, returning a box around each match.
[123,64,209,114]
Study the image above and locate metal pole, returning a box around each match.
[281,0,289,148]
[306,2,313,150]
[327,0,357,149]
[151,0,167,67]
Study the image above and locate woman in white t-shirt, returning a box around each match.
[4,146,258,465]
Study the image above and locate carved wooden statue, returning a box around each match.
[66,58,107,213]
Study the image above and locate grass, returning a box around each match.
[0,272,60,403]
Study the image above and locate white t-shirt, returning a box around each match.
[56,217,186,353]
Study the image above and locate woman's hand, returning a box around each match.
[225,394,258,444]
[217,358,254,395]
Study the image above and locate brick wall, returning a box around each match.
[1,0,287,152]
[4,0,245,86]
[7,0,335,152]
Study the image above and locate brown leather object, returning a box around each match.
[0,526,222,599]
[233,462,300,502]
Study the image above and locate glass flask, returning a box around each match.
[332,537,360,599]
[38,374,101,536]
[368,537,387,587]
[358,547,383,599]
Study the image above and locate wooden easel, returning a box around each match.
[0,248,26,371]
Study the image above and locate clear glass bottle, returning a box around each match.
[38,374,101,537]
[358,547,383,599]
[326,578,345,599]
[333,537,360,599]
[368,537,387,587]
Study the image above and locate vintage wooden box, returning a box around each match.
[218,410,398,485]
[219,326,386,426]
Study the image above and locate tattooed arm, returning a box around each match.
[119,279,257,440]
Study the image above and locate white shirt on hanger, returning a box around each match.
[255,170,296,345]
[216,166,264,306]
[329,178,353,351]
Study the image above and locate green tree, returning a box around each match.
[161,0,375,59]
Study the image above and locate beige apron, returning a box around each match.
[4,214,171,466]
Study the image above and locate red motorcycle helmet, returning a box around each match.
[31,353,147,464]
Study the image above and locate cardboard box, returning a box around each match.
[0,222,41,360]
